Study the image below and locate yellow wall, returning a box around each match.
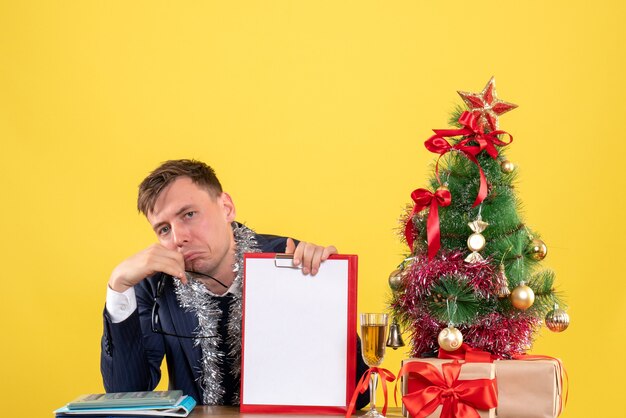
[1,1,623,416]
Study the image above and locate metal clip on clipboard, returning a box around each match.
[274,254,301,269]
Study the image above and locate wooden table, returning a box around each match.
[189,406,404,417]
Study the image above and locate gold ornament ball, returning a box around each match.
[437,326,463,352]
[545,307,570,332]
[527,239,548,261]
[467,233,486,252]
[388,269,404,292]
[500,160,515,173]
[510,284,535,310]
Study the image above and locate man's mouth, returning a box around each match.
[183,252,202,262]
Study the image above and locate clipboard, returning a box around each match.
[240,253,357,414]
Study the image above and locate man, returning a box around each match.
[101,159,368,407]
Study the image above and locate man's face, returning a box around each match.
[147,176,236,277]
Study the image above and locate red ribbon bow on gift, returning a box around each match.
[404,187,452,260]
[345,367,396,418]
[397,360,498,418]
[425,111,513,207]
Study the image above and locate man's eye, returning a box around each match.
[159,226,171,235]
[184,211,196,219]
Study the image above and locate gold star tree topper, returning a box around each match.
[457,77,518,132]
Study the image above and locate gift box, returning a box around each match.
[399,358,497,418]
[495,357,565,418]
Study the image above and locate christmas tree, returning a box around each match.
[389,78,570,359]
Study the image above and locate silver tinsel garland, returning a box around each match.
[173,222,260,405]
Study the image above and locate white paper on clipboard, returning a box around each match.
[240,253,357,412]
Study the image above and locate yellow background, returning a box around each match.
[1,1,624,416]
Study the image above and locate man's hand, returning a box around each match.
[108,244,186,293]
[285,238,338,276]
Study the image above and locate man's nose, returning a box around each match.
[172,224,190,247]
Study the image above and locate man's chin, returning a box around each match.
[186,261,212,275]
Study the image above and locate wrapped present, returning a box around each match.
[495,357,565,418]
[437,345,567,418]
[398,358,497,418]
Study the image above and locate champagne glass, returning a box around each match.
[360,313,388,418]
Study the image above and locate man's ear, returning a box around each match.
[220,192,236,222]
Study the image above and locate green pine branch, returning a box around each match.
[448,105,466,127]
[527,270,567,315]
[427,275,494,325]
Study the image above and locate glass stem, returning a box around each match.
[369,371,379,412]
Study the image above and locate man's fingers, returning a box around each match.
[309,246,325,276]
[291,239,305,267]
[321,245,338,261]
[109,244,188,292]
[152,262,185,281]
[146,245,186,279]
[285,238,296,255]
[300,243,316,274]
[290,241,339,275]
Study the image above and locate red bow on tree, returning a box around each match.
[424,111,513,207]
[397,360,498,418]
[404,187,452,260]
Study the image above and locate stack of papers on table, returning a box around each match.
[54,390,196,417]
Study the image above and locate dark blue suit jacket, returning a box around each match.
[101,232,368,407]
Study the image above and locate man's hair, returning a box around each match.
[137,159,223,216]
